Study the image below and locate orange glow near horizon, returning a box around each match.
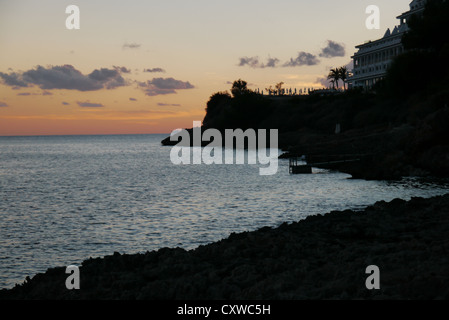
[0,80,208,136]
[0,0,413,136]
[0,103,207,136]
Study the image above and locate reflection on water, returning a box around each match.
[0,134,448,289]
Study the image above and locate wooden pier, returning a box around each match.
[289,154,365,174]
[289,158,312,174]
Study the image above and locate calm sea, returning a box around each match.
[0,134,448,289]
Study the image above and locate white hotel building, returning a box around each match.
[349,0,427,89]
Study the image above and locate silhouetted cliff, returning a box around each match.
[162,0,449,180]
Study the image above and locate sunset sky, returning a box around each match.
[0,0,412,136]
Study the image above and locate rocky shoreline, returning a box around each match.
[1,194,449,300]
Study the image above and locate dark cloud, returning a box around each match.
[123,43,141,49]
[0,65,127,91]
[284,52,320,67]
[139,77,195,96]
[150,78,194,90]
[88,67,126,89]
[265,57,280,68]
[62,101,70,105]
[238,56,280,68]
[319,40,346,58]
[77,101,104,108]
[316,76,333,88]
[157,103,181,107]
[114,66,132,74]
[143,68,166,73]
[0,101,8,107]
[0,71,29,87]
[21,65,103,91]
[238,56,262,68]
[129,98,137,101]
[15,91,52,96]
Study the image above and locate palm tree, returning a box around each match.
[338,66,348,90]
[327,68,340,89]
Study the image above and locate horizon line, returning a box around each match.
[0,132,171,138]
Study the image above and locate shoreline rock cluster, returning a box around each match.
[1,194,449,300]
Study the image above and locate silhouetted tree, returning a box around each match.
[206,91,231,112]
[328,68,340,89]
[382,0,449,96]
[339,66,348,90]
[231,79,250,97]
[275,82,284,95]
[402,0,449,52]
[203,91,232,128]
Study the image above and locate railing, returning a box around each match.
[289,153,374,174]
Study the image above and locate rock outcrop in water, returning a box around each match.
[2,194,449,300]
